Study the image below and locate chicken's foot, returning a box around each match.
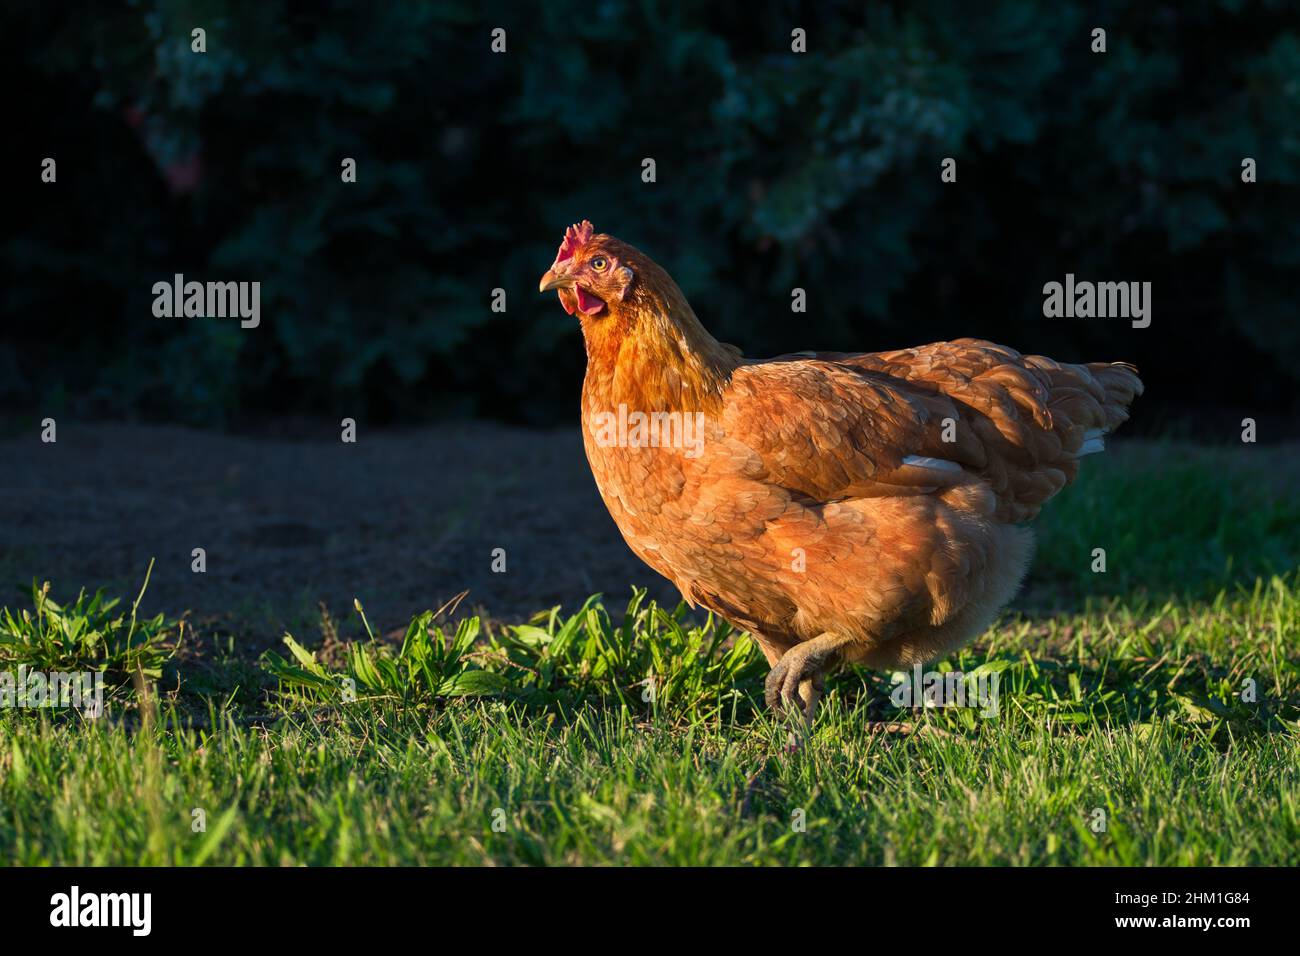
[765,633,851,725]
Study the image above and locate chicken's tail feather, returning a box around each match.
[1087,361,1144,434]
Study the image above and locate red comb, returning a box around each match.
[553,220,595,265]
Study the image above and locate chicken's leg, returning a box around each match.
[765,633,851,725]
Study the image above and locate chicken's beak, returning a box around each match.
[539,268,576,293]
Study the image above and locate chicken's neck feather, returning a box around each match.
[580,270,740,417]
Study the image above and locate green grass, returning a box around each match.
[1,443,1298,865]
[1032,441,1300,600]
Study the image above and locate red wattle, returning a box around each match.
[576,286,606,315]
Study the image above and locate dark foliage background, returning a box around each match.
[7,0,1299,434]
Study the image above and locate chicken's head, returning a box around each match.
[538,220,635,317]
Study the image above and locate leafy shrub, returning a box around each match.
[265,599,510,708]
[264,590,766,723]
[489,590,766,721]
[0,564,181,696]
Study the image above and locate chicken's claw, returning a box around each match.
[765,634,845,727]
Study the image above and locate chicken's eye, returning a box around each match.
[590,256,608,272]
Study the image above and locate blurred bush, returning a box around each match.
[7,0,1299,427]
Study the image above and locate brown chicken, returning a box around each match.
[540,221,1142,724]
